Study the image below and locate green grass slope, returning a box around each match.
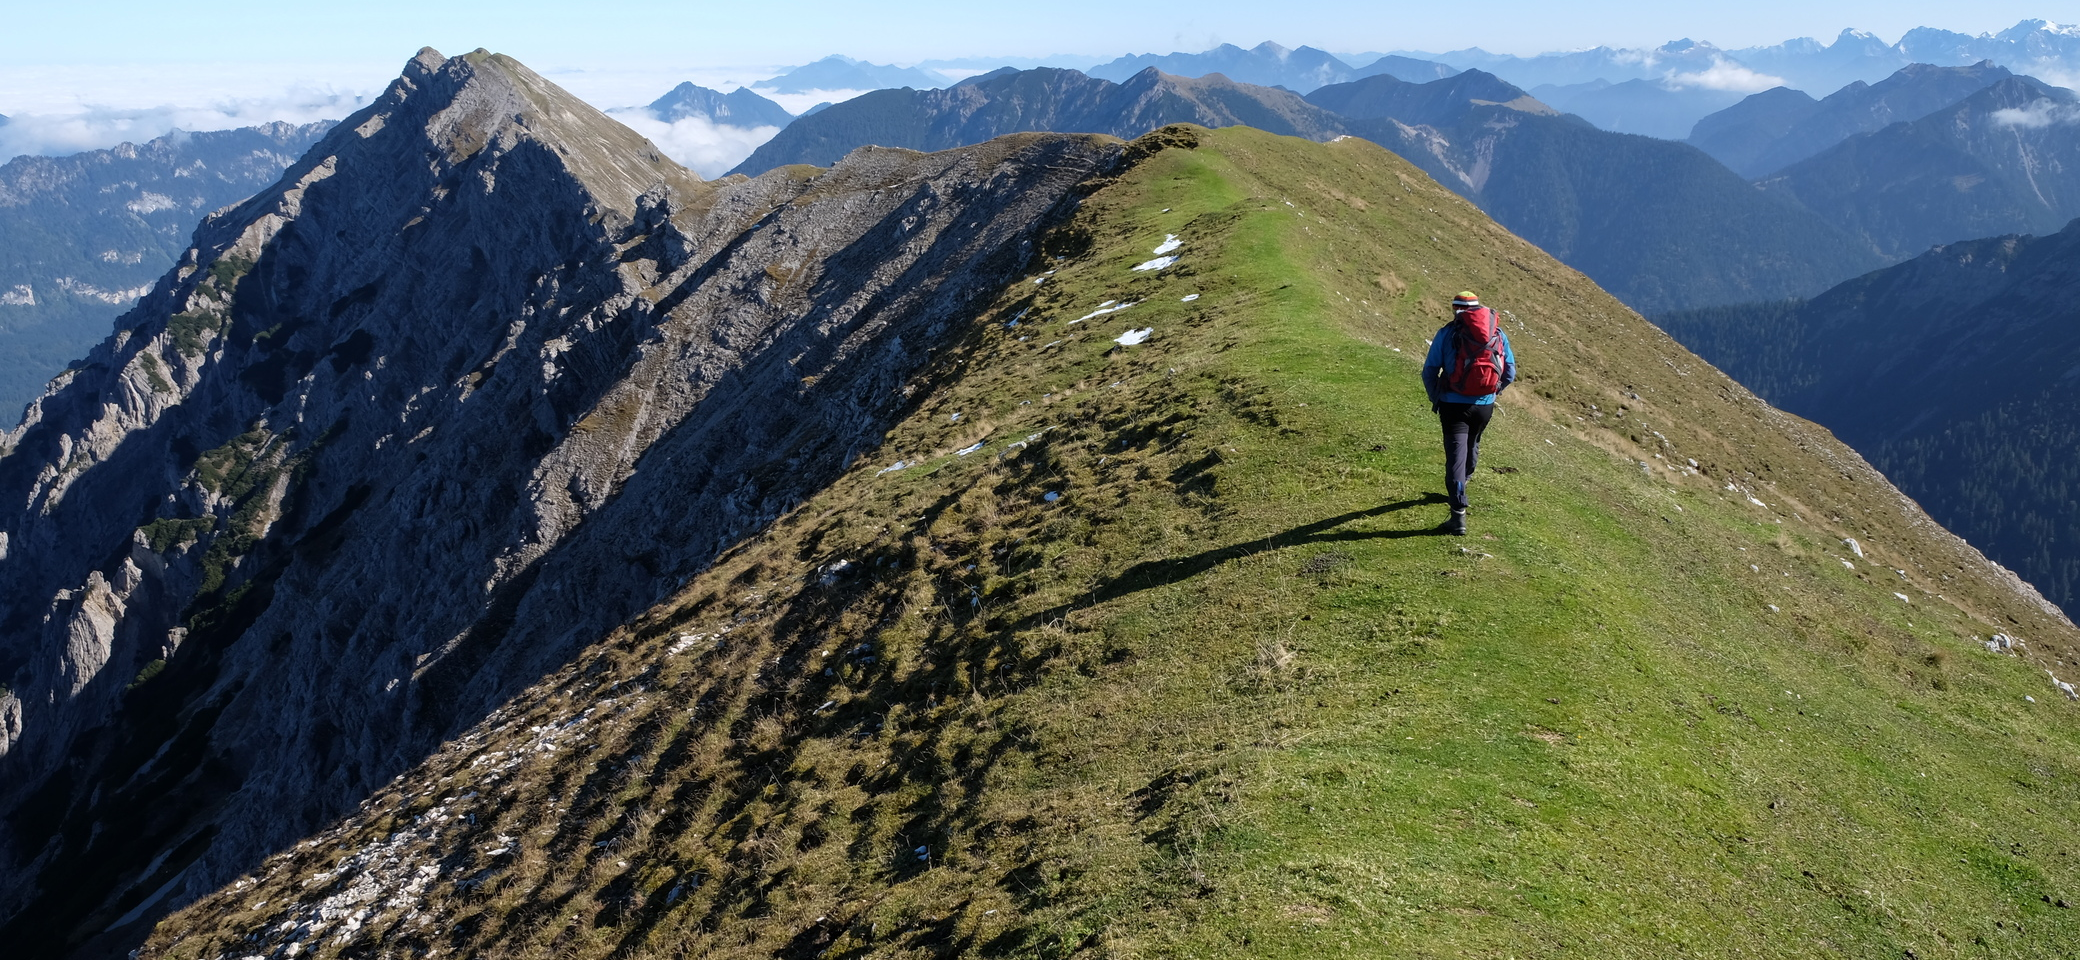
[144,126,2080,960]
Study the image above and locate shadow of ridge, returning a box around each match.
[1010,494,1448,632]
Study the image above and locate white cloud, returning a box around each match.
[0,90,370,162]
[1992,98,2080,128]
[606,109,782,179]
[748,88,875,115]
[1667,59,1787,92]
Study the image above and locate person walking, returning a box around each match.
[1422,291,1517,535]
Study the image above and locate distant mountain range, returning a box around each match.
[1761,76,2080,259]
[1086,41,1457,93]
[1413,20,2080,103]
[0,122,329,420]
[732,67,1346,175]
[1657,217,2080,610]
[646,83,793,128]
[1689,61,2015,177]
[1531,75,1746,140]
[735,65,1884,313]
[754,55,949,94]
[1312,72,1886,312]
[1367,22,2080,141]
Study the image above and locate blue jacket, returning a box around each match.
[1422,313,1518,405]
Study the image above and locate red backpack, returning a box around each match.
[1445,306,1504,396]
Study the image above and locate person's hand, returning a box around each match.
[1431,400,1441,414]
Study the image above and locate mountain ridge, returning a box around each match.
[1690,61,2018,178]
[117,116,2080,960]
[0,47,1119,956]
[1761,74,2080,258]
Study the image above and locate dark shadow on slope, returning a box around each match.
[1012,495,1448,630]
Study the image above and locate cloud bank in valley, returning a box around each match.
[0,91,371,161]
[606,110,783,178]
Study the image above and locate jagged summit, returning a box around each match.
[376,47,700,215]
[0,47,1118,956]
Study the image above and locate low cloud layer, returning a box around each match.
[1668,60,1788,93]
[0,90,371,162]
[1991,97,2080,128]
[607,110,782,178]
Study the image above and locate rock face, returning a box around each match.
[0,47,1118,957]
[0,122,332,417]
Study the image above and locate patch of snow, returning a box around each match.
[1152,234,1182,255]
[1073,300,1136,323]
[955,442,984,456]
[0,284,33,307]
[126,191,175,214]
[875,460,910,475]
[1115,328,1152,346]
[1747,496,1767,507]
[1892,592,1910,603]
[1180,293,1199,302]
[1842,537,1864,558]
[1132,255,1178,272]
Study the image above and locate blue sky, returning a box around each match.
[0,1,2065,171]
[3,0,2063,67]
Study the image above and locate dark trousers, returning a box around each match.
[1439,402,1494,510]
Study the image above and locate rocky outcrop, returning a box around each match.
[0,46,1119,957]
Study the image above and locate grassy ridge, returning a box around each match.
[146,126,2080,959]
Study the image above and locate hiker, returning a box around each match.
[1422,291,1517,536]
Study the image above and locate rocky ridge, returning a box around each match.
[0,47,1118,956]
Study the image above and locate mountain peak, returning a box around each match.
[364,47,695,215]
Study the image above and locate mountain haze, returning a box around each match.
[1087,42,1457,93]
[1529,77,1745,140]
[756,56,948,94]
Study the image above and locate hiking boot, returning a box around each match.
[1442,510,1467,536]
